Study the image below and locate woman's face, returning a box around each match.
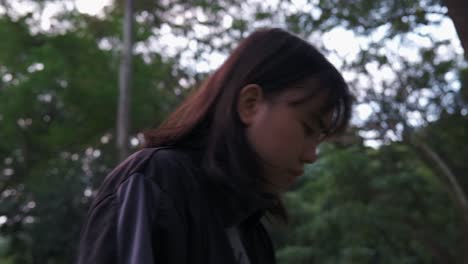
[238,82,333,194]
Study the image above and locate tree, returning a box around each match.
[116,0,134,161]
[275,140,465,263]
[297,0,468,248]
[443,0,468,59]
[0,6,184,262]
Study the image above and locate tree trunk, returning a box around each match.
[117,0,134,161]
[443,0,468,60]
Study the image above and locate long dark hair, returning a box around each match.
[143,28,352,220]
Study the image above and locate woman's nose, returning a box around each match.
[301,145,318,164]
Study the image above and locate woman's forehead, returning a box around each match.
[281,86,331,111]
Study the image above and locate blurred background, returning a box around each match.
[0,0,467,263]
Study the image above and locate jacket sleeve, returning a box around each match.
[76,173,162,264]
[116,173,161,264]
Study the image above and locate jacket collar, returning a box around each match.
[180,145,277,227]
[210,186,276,227]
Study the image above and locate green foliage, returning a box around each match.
[276,143,463,263]
[0,8,183,263]
[315,0,444,36]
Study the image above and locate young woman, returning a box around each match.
[76,27,352,264]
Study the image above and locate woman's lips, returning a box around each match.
[289,169,304,177]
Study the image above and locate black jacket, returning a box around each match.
[76,146,276,264]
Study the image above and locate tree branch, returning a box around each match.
[406,135,468,228]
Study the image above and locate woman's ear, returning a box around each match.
[237,84,264,126]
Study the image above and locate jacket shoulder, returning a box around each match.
[91,147,199,210]
[141,147,200,190]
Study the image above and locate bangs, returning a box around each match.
[289,69,352,137]
[315,69,351,137]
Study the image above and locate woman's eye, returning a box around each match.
[302,122,327,142]
[302,122,315,136]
